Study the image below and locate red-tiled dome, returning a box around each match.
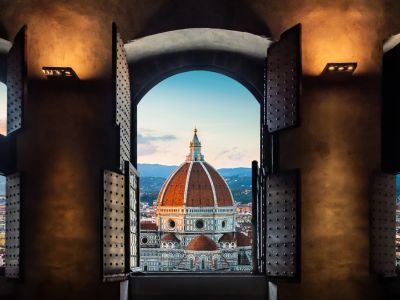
[157,129,234,208]
[156,161,233,207]
[186,235,218,251]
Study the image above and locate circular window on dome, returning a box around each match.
[195,219,205,229]
[141,237,148,244]
[221,220,226,228]
[169,219,176,229]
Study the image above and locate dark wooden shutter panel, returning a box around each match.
[5,173,20,278]
[7,26,26,135]
[265,24,301,133]
[113,23,131,172]
[382,44,400,173]
[4,26,26,279]
[103,170,126,282]
[265,170,300,278]
[125,162,140,272]
[1,27,25,175]
[371,173,396,277]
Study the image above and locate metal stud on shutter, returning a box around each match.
[265,24,301,134]
[125,162,140,271]
[266,170,300,278]
[5,173,20,278]
[103,170,126,282]
[371,173,396,277]
[7,27,26,135]
[114,24,131,172]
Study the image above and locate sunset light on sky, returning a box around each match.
[138,71,260,168]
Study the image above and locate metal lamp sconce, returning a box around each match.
[42,67,79,80]
[321,63,357,79]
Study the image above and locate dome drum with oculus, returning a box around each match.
[169,219,176,228]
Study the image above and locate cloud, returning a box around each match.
[0,118,5,135]
[138,143,158,156]
[137,131,177,156]
[215,147,245,161]
[137,133,176,144]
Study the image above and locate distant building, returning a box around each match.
[140,129,252,272]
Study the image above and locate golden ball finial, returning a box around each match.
[194,127,198,134]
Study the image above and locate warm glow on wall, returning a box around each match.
[25,3,112,80]
[300,6,383,75]
[258,2,384,76]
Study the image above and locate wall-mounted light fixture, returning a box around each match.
[322,63,357,76]
[42,67,79,79]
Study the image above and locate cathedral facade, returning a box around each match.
[140,129,252,272]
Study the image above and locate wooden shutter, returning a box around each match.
[259,24,302,279]
[5,173,20,278]
[4,26,26,279]
[265,24,301,134]
[103,23,139,281]
[0,26,25,176]
[103,170,127,282]
[113,23,131,172]
[265,170,300,277]
[382,43,400,173]
[125,162,140,272]
[371,173,396,277]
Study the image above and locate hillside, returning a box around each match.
[138,163,251,178]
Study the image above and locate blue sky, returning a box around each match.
[138,71,260,168]
[0,71,260,169]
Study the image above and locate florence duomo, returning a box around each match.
[140,129,252,272]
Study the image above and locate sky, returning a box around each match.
[138,71,260,168]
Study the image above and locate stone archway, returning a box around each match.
[125,28,272,103]
[126,28,271,166]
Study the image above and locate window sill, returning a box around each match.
[129,274,267,298]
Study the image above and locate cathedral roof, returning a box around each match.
[156,129,234,208]
[186,235,218,251]
[236,232,252,247]
[161,233,180,243]
[140,221,158,231]
[218,232,252,246]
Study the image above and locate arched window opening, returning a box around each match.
[137,71,258,273]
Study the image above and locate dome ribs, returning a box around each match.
[161,162,190,206]
[186,162,214,207]
[203,162,233,206]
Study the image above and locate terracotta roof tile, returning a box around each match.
[161,233,180,242]
[186,235,218,251]
[218,232,252,246]
[140,221,158,231]
[158,163,190,206]
[186,162,214,207]
[204,162,233,206]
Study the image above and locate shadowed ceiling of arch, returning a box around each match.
[132,0,271,39]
